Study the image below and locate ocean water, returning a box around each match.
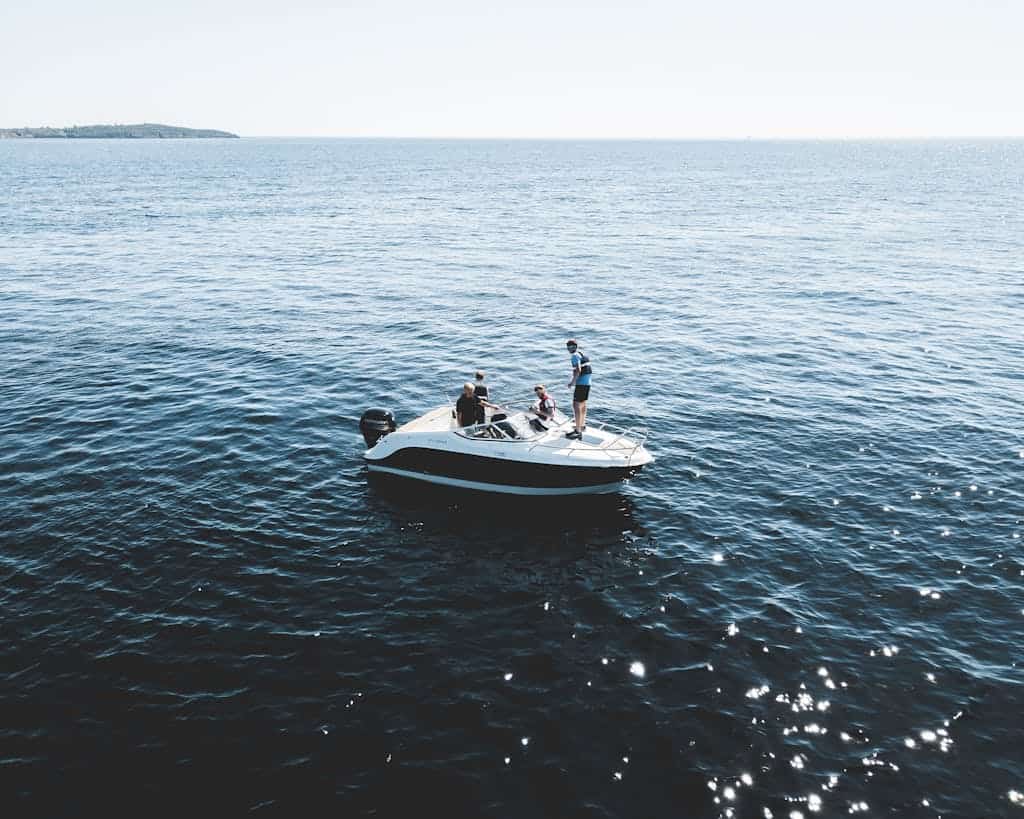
[1,138,1022,818]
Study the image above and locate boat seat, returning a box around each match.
[496,420,518,439]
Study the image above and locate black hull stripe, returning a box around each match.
[366,447,642,488]
[367,466,623,495]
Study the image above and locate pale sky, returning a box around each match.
[1,0,1021,138]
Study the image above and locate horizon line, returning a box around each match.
[242,133,1024,141]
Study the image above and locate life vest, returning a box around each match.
[577,352,592,376]
[538,393,556,416]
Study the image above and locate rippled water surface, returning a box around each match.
[1,139,1022,817]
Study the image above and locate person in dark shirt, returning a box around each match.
[472,370,490,423]
[456,382,497,427]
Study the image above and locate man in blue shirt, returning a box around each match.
[565,339,592,439]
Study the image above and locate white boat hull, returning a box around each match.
[363,405,652,497]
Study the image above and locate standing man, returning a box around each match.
[456,381,497,427]
[565,338,592,439]
[456,382,481,427]
[472,370,490,424]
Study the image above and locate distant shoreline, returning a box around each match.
[0,123,238,139]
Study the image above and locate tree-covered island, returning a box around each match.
[0,123,238,138]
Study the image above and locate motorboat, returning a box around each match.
[359,403,653,496]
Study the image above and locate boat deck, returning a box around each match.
[395,405,455,433]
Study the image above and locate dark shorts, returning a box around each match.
[573,384,590,402]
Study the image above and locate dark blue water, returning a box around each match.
[1,139,1022,818]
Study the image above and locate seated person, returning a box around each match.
[456,381,498,427]
[531,384,556,423]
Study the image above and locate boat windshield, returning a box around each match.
[456,412,545,441]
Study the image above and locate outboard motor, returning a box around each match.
[360,408,396,448]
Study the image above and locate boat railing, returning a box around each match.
[586,419,650,452]
[524,415,649,458]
